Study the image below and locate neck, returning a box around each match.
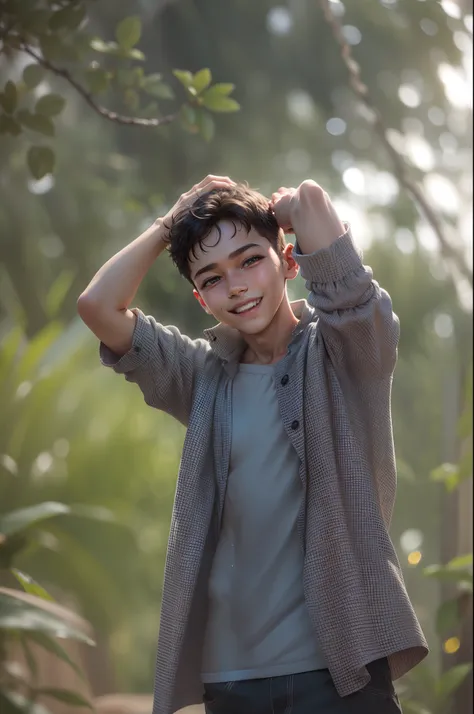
[240,295,299,365]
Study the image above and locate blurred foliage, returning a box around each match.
[0,0,472,710]
[0,498,99,712]
[397,367,473,713]
[0,0,239,178]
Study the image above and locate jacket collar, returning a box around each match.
[203,299,314,363]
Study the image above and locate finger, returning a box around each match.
[188,180,235,201]
[196,175,234,189]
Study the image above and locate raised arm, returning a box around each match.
[270,180,399,379]
[77,175,235,423]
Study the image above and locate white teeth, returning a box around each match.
[234,299,260,314]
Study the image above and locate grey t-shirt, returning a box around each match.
[201,362,326,683]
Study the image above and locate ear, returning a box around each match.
[281,243,299,281]
[193,288,212,314]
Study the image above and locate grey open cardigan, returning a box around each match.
[100,229,428,714]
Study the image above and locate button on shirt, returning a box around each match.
[201,362,326,682]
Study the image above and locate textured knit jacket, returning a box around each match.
[100,228,428,714]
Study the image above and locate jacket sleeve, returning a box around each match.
[99,308,211,425]
[293,227,400,380]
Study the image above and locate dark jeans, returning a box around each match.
[203,658,402,714]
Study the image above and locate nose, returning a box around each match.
[228,283,247,299]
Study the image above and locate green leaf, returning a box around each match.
[124,89,139,111]
[11,569,55,602]
[201,90,240,113]
[435,663,472,700]
[26,631,85,681]
[436,597,462,636]
[69,504,117,524]
[18,110,55,136]
[85,67,110,94]
[447,553,473,570]
[0,691,53,714]
[23,64,46,89]
[430,462,460,492]
[180,104,198,133]
[90,38,120,54]
[1,81,18,114]
[141,101,159,118]
[0,592,95,645]
[142,74,175,100]
[27,146,56,180]
[423,564,473,589]
[0,502,70,537]
[35,94,66,117]
[116,16,142,50]
[48,4,86,31]
[45,269,75,318]
[193,68,212,94]
[173,70,194,88]
[197,110,215,142]
[89,38,144,61]
[0,115,22,136]
[38,689,93,709]
[119,47,145,61]
[205,83,235,97]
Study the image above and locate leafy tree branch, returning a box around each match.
[0,1,239,178]
[20,45,178,128]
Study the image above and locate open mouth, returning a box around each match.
[230,297,262,316]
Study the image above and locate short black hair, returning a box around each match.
[167,183,285,283]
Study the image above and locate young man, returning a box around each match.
[78,175,428,714]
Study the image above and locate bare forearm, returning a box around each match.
[78,219,168,312]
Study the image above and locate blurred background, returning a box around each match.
[0,1,472,713]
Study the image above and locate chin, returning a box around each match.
[234,316,275,336]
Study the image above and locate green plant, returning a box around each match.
[398,369,473,714]
[0,0,240,178]
[0,501,98,712]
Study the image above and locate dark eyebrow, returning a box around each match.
[193,243,261,281]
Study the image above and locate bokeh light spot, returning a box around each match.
[342,25,362,45]
[434,313,454,339]
[400,529,424,552]
[441,0,462,19]
[326,117,347,136]
[408,551,423,566]
[395,228,416,255]
[342,167,365,195]
[328,0,345,17]
[286,90,316,126]
[266,7,293,36]
[398,84,422,108]
[444,637,461,654]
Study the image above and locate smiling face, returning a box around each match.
[190,220,298,334]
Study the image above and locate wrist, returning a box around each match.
[152,217,170,244]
